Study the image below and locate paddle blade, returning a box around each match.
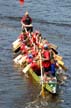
[18,56,27,65]
[19,0,24,5]
[51,48,58,54]
[12,39,21,52]
[58,60,64,66]
[49,43,58,50]
[14,47,20,53]
[55,54,63,61]
[60,65,68,72]
[40,85,45,98]
[22,64,31,73]
[13,54,22,63]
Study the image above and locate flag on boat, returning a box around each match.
[19,0,24,5]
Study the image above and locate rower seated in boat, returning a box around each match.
[20,43,29,54]
[26,51,41,75]
[42,44,58,77]
[21,11,33,32]
[42,44,51,76]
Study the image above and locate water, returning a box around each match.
[0,0,71,108]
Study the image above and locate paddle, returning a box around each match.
[54,54,63,61]
[54,55,67,72]
[57,60,64,66]
[50,48,64,66]
[18,55,27,65]
[39,49,45,98]
[22,63,32,73]
[51,48,58,54]
[49,43,58,50]
[13,54,23,64]
[59,64,68,72]
[12,39,21,52]
[49,45,67,71]
[14,47,21,53]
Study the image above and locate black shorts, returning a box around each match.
[27,27,33,32]
[22,27,33,33]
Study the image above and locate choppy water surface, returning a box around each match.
[0,0,71,108]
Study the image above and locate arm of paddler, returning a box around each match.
[22,23,33,27]
[41,57,50,61]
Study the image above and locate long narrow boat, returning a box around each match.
[12,28,66,95]
[27,68,58,94]
[12,34,59,94]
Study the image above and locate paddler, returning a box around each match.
[25,48,40,75]
[42,44,51,76]
[18,31,25,42]
[21,11,33,32]
[20,42,29,54]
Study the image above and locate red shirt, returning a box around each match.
[20,43,25,51]
[18,34,24,41]
[20,43,28,54]
[42,50,51,68]
[31,62,40,70]
[32,33,38,44]
[26,58,33,64]
[21,15,32,25]
[32,50,38,57]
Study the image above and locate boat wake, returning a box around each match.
[25,93,63,108]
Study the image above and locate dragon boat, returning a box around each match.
[12,29,67,95]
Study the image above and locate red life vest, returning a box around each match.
[20,43,28,54]
[31,62,40,70]
[21,16,32,25]
[18,34,24,41]
[42,50,51,68]
[20,43,25,50]
[31,33,37,44]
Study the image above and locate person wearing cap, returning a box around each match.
[42,44,51,75]
[26,53,33,64]
[21,11,33,32]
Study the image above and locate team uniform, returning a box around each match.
[21,13,33,32]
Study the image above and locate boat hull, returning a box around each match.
[28,68,57,94]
